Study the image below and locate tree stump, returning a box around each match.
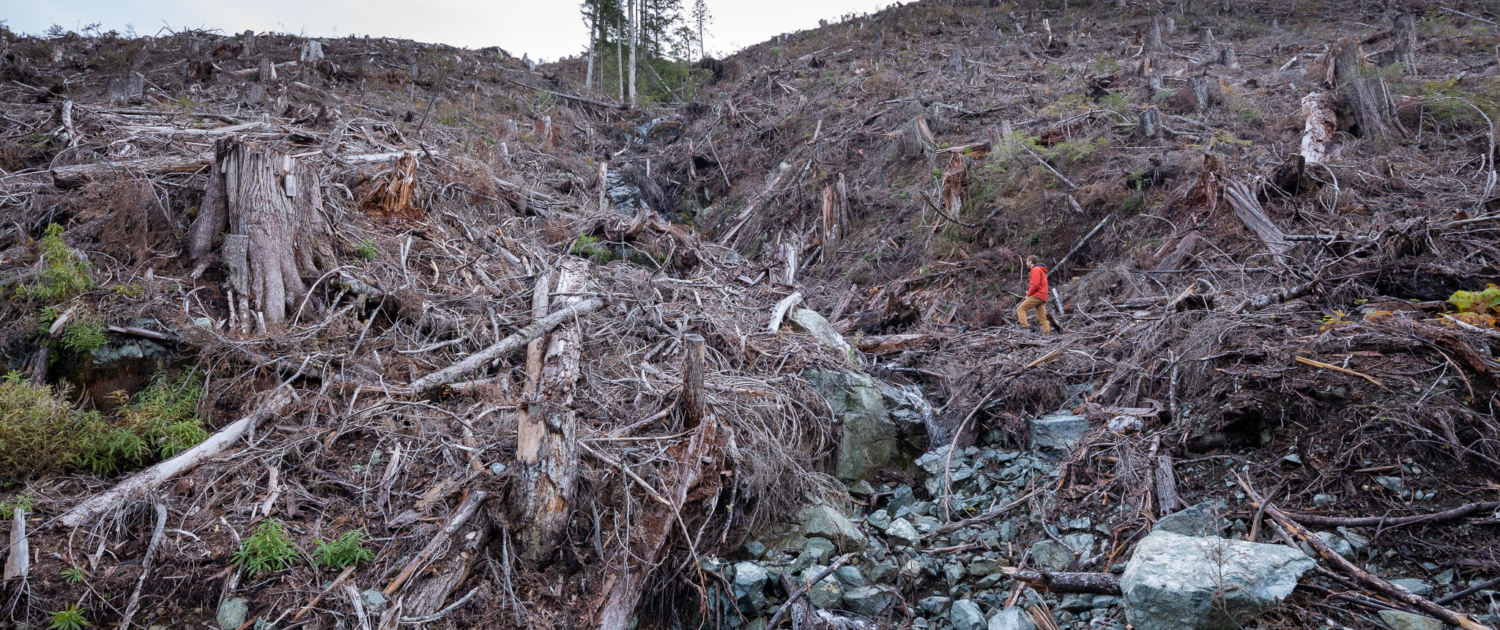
[1325,36,1364,87]
[299,40,324,62]
[1341,77,1407,140]
[895,116,935,162]
[1394,13,1417,74]
[1199,27,1216,49]
[257,57,276,82]
[239,30,256,58]
[1137,106,1164,140]
[1146,18,1166,52]
[1218,44,1239,68]
[185,140,335,331]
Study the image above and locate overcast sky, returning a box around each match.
[3,0,894,62]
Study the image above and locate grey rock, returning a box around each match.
[805,569,844,609]
[1029,540,1076,572]
[843,585,897,617]
[1315,532,1353,557]
[806,369,898,481]
[950,599,987,630]
[1059,593,1094,613]
[1375,476,1405,494]
[868,510,892,531]
[999,521,1020,542]
[1377,610,1444,630]
[1313,493,1336,506]
[1063,533,1096,556]
[988,606,1037,630]
[360,589,388,615]
[835,565,867,589]
[1029,413,1091,460]
[969,558,1003,577]
[745,540,767,558]
[801,505,868,552]
[733,561,770,613]
[804,537,837,564]
[1064,516,1092,531]
[868,561,898,584]
[848,480,876,497]
[1092,595,1122,608]
[1121,531,1315,630]
[1153,501,1228,538]
[1389,578,1434,597]
[887,518,920,546]
[217,597,249,630]
[888,486,916,515]
[919,595,953,615]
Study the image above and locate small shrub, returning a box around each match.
[48,605,90,630]
[570,235,615,264]
[0,373,104,475]
[354,240,379,261]
[233,520,300,576]
[61,566,88,583]
[314,529,375,569]
[1446,285,1500,328]
[0,493,33,519]
[62,315,107,355]
[19,224,94,302]
[110,284,146,299]
[115,372,208,460]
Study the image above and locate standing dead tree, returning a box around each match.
[512,259,591,562]
[186,139,336,331]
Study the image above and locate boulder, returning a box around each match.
[843,585,897,618]
[1029,540,1076,572]
[217,597,249,630]
[732,561,770,613]
[804,568,844,609]
[835,565,867,589]
[1153,501,1228,538]
[1377,610,1443,630]
[1029,413,1091,460]
[989,607,1037,630]
[806,369,899,481]
[918,595,953,615]
[800,505,868,552]
[1388,578,1433,597]
[950,599,987,630]
[1121,531,1315,630]
[886,518,920,547]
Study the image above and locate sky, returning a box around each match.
[1,0,895,62]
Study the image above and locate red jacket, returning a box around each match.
[1027,265,1049,300]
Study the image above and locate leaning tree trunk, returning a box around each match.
[185,140,335,331]
[512,258,590,563]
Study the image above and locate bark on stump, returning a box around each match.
[1342,77,1407,140]
[1326,36,1365,87]
[1137,107,1163,140]
[185,140,335,331]
[512,258,590,563]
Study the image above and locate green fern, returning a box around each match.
[233,520,300,576]
[314,529,375,569]
[48,605,90,630]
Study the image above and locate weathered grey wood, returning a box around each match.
[407,297,605,391]
[3,509,28,581]
[681,334,706,429]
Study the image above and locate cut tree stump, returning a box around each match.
[1325,36,1365,87]
[185,139,336,330]
[1341,77,1407,140]
[512,259,590,563]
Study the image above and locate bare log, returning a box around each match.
[681,334,706,429]
[1223,181,1288,256]
[383,490,489,596]
[1264,503,1492,630]
[51,154,210,188]
[402,505,490,618]
[512,259,590,562]
[3,509,27,581]
[1005,570,1122,595]
[1152,231,1202,272]
[57,390,292,528]
[1280,501,1500,529]
[767,292,804,332]
[595,416,724,630]
[1300,92,1337,164]
[407,297,604,391]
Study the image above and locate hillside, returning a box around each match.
[1,2,1500,629]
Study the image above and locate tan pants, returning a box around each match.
[1017,296,1050,335]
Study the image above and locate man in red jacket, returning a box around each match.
[1017,256,1050,335]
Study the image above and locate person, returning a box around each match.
[1017,256,1050,335]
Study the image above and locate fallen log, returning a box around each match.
[513,259,589,562]
[382,490,489,596]
[857,333,938,354]
[1264,502,1492,630]
[57,390,292,528]
[401,498,491,618]
[1004,569,1121,595]
[50,153,210,188]
[1280,501,1500,529]
[3,509,27,581]
[408,297,604,391]
[1223,181,1288,256]
[1300,92,1337,164]
[595,415,725,630]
